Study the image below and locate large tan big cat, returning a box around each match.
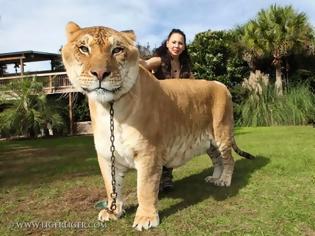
[62,22,254,231]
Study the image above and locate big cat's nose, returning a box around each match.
[90,69,111,81]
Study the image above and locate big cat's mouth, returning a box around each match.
[82,86,122,93]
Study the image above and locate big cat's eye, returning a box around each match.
[112,47,124,55]
[79,45,89,54]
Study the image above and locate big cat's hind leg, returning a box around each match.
[205,128,235,187]
[205,143,223,184]
[213,144,234,187]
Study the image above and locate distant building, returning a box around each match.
[0,50,89,136]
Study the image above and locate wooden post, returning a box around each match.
[49,75,53,93]
[20,58,24,76]
[69,92,73,135]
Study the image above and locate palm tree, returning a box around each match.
[0,77,65,138]
[236,20,264,71]
[238,4,315,95]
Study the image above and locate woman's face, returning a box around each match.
[166,33,185,58]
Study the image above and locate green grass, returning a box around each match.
[1,127,315,235]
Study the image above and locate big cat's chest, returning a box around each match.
[92,114,142,169]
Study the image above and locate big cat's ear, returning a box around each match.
[65,21,81,41]
[121,30,136,42]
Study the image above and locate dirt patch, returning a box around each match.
[9,186,106,217]
[61,186,138,215]
[62,186,105,211]
[0,148,50,160]
[299,223,315,236]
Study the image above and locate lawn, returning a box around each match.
[1,126,314,235]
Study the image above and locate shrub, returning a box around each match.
[188,30,249,87]
[0,77,66,138]
[73,94,90,122]
[236,84,315,126]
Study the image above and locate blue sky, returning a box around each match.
[1,0,315,71]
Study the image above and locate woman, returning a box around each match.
[140,29,193,192]
[141,28,192,80]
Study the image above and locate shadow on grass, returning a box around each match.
[234,128,253,136]
[158,155,269,220]
[0,146,99,188]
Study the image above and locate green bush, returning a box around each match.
[188,30,249,87]
[73,93,90,121]
[0,77,66,137]
[236,84,315,126]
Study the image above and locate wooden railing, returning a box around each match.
[0,72,77,94]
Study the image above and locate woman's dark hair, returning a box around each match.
[153,29,192,79]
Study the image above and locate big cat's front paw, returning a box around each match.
[97,200,125,222]
[98,207,125,222]
[98,209,119,222]
[132,209,159,231]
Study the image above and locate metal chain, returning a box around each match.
[107,102,117,213]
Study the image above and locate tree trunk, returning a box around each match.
[274,63,283,96]
[28,128,36,138]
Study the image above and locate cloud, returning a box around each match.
[1,0,315,54]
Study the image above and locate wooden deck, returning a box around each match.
[0,72,76,94]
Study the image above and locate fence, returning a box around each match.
[0,72,76,94]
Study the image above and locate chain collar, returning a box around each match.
[107,101,117,214]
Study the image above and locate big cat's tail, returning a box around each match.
[231,136,255,160]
